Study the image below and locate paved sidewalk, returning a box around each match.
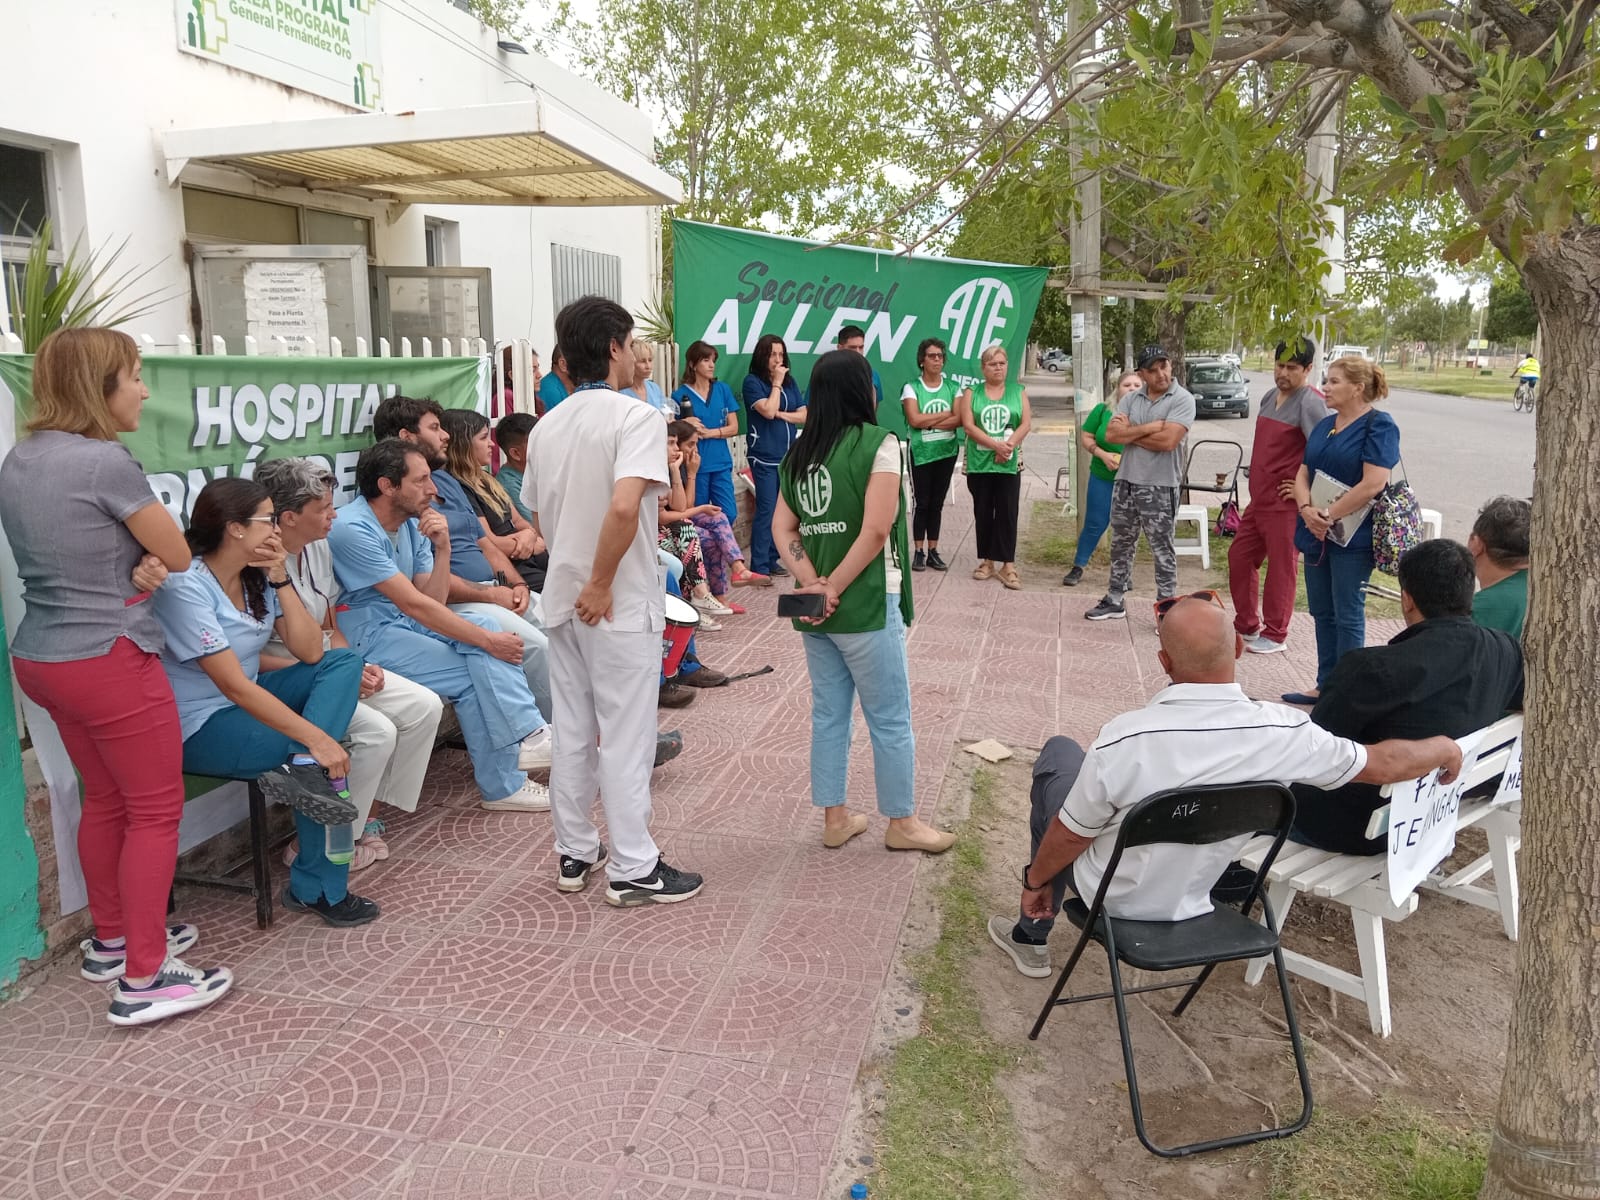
[0,479,1398,1200]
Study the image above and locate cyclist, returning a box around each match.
[1511,353,1540,405]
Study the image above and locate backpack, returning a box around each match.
[1214,499,1242,537]
[1366,422,1424,573]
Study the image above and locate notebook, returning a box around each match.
[1310,469,1373,548]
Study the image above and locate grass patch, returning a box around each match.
[1240,355,1515,402]
[1021,499,1140,569]
[1264,1103,1487,1200]
[872,768,1028,1200]
[1206,530,1404,620]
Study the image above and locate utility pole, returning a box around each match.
[1067,0,1103,537]
[1305,78,1343,376]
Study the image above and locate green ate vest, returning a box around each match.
[779,426,915,634]
[965,382,1024,475]
[907,376,961,466]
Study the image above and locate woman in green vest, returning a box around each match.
[959,343,1033,590]
[900,336,966,573]
[773,350,956,855]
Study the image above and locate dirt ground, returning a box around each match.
[842,751,1515,1199]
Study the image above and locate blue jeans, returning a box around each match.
[801,594,915,818]
[695,467,739,528]
[182,651,363,906]
[1073,473,1115,569]
[750,459,782,574]
[1303,544,1374,688]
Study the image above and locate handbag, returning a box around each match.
[1365,420,1424,574]
[1214,499,1242,537]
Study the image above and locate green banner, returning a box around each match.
[0,354,487,521]
[671,220,1047,432]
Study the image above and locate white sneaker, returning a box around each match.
[1245,634,1287,655]
[691,594,734,617]
[518,727,553,771]
[695,614,723,631]
[482,778,551,812]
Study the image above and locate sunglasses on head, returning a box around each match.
[1153,589,1224,621]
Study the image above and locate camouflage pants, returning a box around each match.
[1106,481,1179,602]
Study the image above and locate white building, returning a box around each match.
[0,0,680,355]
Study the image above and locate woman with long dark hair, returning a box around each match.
[0,326,231,1026]
[742,334,806,576]
[672,340,744,530]
[438,407,548,593]
[773,350,955,855]
[152,477,375,927]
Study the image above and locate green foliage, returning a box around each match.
[634,292,674,345]
[545,0,929,236]
[459,0,531,38]
[1389,288,1475,365]
[1484,273,1538,345]
[3,221,172,354]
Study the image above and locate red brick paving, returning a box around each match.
[0,481,1401,1198]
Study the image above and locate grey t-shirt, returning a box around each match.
[1114,382,1196,488]
[0,431,164,661]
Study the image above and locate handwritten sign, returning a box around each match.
[1491,734,1524,807]
[1386,731,1485,906]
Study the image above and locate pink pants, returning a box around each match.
[1228,503,1300,643]
[13,638,186,979]
[691,510,744,595]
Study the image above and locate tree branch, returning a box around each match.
[1392,8,1479,85]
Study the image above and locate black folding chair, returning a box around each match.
[1027,783,1312,1158]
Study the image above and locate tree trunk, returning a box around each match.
[1155,301,1194,373]
[1480,233,1600,1200]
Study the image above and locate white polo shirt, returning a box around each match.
[523,386,669,633]
[1060,683,1366,921]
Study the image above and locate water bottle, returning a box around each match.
[324,820,355,866]
[850,1185,868,1200]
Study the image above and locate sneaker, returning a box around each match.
[691,594,734,617]
[1084,598,1126,621]
[722,600,747,614]
[279,886,381,927]
[80,924,200,983]
[1061,565,1084,587]
[257,762,359,826]
[912,549,927,572]
[926,549,949,571]
[282,841,299,868]
[1245,634,1287,655]
[519,727,554,771]
[695,614,723,632]
[987,915,1052,979]
[482,778,552,812]
[654,730,684,768]
[558,842,608,893]
[349,840,383,872]
[605,858,704,907]
[107,957,233,1026]
[659,682,696,708]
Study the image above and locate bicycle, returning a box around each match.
[1512,378,1536,412]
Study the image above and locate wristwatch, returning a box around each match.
[267,577,293,590]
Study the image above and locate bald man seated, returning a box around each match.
[988,594,1466,979]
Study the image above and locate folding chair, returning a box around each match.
[1027,783,1312,1157]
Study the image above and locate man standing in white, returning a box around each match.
[523,297,705,906]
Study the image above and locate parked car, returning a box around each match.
[1039,348,1071,372]
[1321,344,1372,386]
[1185,359,1250,418]
[1220,352,1242,367]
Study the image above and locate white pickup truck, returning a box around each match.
[1321,344,1372,386]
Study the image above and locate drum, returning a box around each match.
[662,593,701,677]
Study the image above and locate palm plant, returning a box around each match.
[635,290,675,345]
[3,220,173,352]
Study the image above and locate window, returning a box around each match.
[424,217,461,267]
[1,142,61,335]
[181,188,374,252]
[551,243,622,311]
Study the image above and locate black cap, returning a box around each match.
[1136,344,1169,370]
[1274,335,1316,367]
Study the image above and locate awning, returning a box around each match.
[162,100,683,208]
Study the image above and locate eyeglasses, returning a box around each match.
[243,515,279,526]
[1153,589,1223,621]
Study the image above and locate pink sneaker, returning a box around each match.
[107,957,233,1026]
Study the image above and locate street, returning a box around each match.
[1021,368,1537,539]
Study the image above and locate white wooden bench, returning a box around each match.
[1237,714,1523,1036]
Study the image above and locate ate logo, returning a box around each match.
[795,467,834,519]
[980,404,1011,436]
[922,395,952,415]
[940,276,1016,359]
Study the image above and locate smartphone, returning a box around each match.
[777,592,827,619]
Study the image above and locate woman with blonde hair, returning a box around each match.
[1283,356,1401,704]
[438,407,548,593]
[0,327,233,1025]
[958,343,1033,589]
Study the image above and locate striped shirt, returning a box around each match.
[1061,683,1366,920]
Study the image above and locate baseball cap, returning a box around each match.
[1274,335,1316,367]
[1136,344,1169,370]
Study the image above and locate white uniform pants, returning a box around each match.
[547,620,661,880]
[344,670,445,829]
